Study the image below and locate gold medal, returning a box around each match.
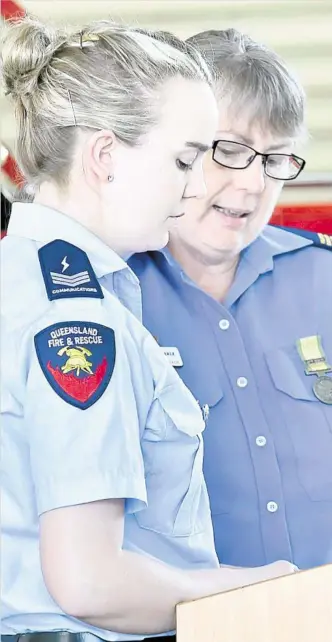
[296,335,332,404]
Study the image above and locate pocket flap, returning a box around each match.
[265,346,316,401]
[184,367,224,409]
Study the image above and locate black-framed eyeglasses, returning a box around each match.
[212,140,306,181]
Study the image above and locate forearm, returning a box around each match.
[73,550,276,634]
[41,502,294,635]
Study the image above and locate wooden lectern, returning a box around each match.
[176,563,332,642]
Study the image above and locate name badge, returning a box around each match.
[162,347,183,367]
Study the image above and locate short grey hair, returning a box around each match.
[186,28,306,139]
[1,17,212,188]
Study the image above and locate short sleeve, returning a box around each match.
[25,311,148,516]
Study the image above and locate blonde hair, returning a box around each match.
[1,17,212,188]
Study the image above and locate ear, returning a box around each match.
[82,129,117,187]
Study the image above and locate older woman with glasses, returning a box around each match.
[130,28,332,573]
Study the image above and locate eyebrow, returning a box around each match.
[266,142,293,152]
[215,131,292,152]
[185,141,211,153]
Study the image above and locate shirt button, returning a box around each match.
[237,376,248,388]
[219,319,230,330]
[267,501,278,513]
[256,436,267,447]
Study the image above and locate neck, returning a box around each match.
[34,183,129,259]
[35,182,97,229]
[168,240,239,302]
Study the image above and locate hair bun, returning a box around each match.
[1,17,58,98]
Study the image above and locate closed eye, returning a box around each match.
[176,159,194,171]
[267,155,288,166]
[216,146,241,156]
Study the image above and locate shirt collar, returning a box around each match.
[153,224,313,306]
[159,224,312,274]
[243,224,312,271]
[225,225,312,306]
[7,202,129,278]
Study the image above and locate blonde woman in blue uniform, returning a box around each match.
[1,17,297,642]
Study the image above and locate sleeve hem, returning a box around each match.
[36,473,147,516]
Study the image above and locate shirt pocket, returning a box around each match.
[136,383,206,537]
[265,344,332,502]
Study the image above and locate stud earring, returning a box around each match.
[107,175,114,183]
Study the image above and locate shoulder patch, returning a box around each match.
[277,226,332,251]
[38,239,104,300]
[34,321,115,409]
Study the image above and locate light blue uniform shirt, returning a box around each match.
[1,203,218,639]
[129,225,332,570]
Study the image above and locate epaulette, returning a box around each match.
[38,239,104,301]
[276,226,332,251]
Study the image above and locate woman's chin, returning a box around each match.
[202,230,246,256]
[145,229,170,253]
